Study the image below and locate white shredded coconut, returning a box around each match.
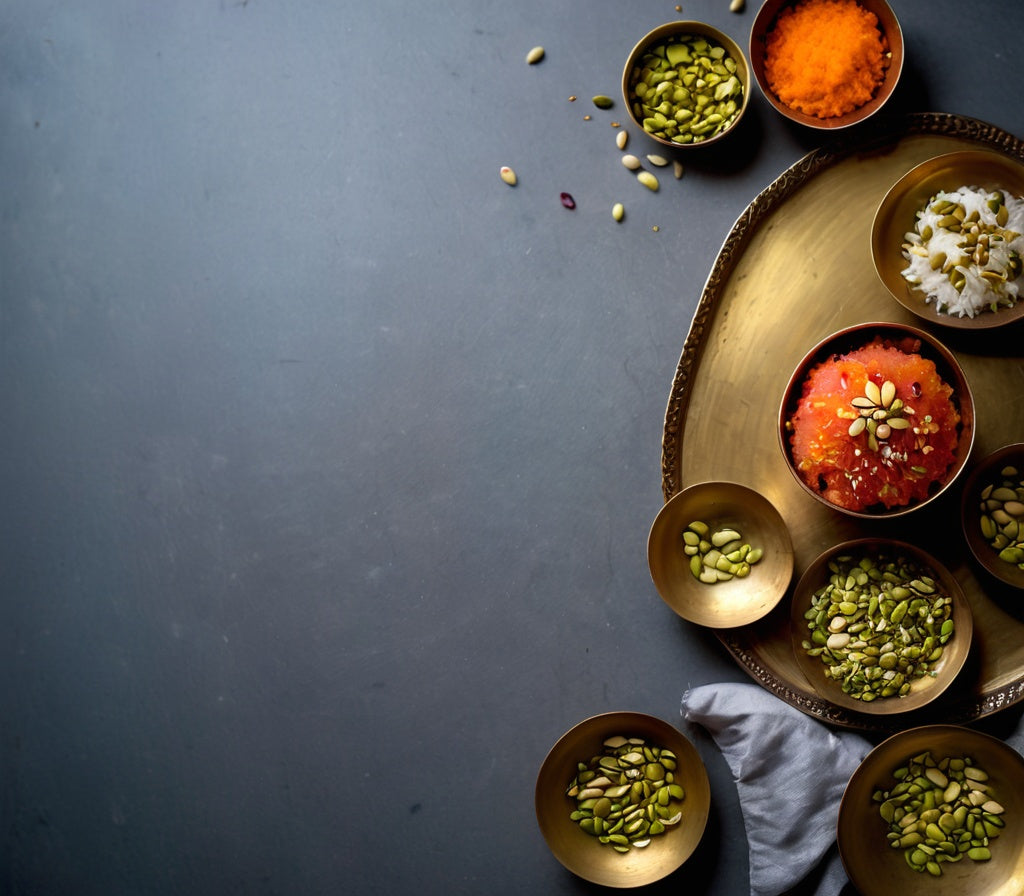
[900,185,1024,318]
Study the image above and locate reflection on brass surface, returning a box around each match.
[961,444,1024,591]
[648,481,793,628]
[778,322,975,519]
[790,539,973,715]
[872,150,1024,330]
[535,712,710,888]
[839,725,1024,895]
[621,21,750,151]
[748,0,903,131]
[661,113,1024,730]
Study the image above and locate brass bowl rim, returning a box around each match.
[961,442,1024,590]
[647,480,795,628]
[620,20,750,151]
[790,537,974,715]
[748,0,903,130]
[871,149,1024,330]
[535,711,711,887]
[777,320,976,519]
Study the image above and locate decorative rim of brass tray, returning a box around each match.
[661,111,1024,732]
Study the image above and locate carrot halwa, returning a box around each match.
[787,337,960,512]
[764,0,888,119]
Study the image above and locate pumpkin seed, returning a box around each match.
[874,752,1003,876]
[592,95,614,109]
[637,171,659,191]
[526,46,545,65]
[616,130,628,150]
[565,735,687,852]
[612,202,625,223]
[499,166,517,186]
[621,154,642,170]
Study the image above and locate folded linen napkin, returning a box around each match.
[682,682,1024,896]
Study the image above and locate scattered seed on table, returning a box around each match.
[637,170,659,191]
[621,154,642,170]
[560,192,576,209]
[730,0,745,11]
[499,166,517,186]
[646,154,669,167]
[616,130,629,150]
[526,46,545,64]
[592,95,614,109]
[612,202,624,222]
[568,95,576,102]
[674,160,685,179]
[583,114,591,121]
[652,225,660,232]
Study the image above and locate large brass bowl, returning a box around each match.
[778,321,976,520]
[872,150,1024,330]
[535,712,710,888]
[839,724,1024,894]
[790,538,973,715]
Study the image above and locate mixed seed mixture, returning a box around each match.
[873,751,1005,876]
[566,735,685,852]
[978,464,1024,569]
[626,34,744,144]
[800,549,955,702]
[683,520,763,584]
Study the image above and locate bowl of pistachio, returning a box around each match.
[790,538,973,715]
[647,481,794,628]
[621,21,750,150]
[961,443,1024,590]
[839,724,1024,894]
[535,711,710,887]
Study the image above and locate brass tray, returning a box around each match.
[661,112,1024,732]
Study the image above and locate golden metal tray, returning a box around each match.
[661,112,1024,732]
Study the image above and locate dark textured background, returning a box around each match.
[3,2,1023,893]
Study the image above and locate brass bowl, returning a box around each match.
[535,712,710,887]
[778,321,975,519]
[872,150,1024,330]
[961,443,1024,590]
[790,538,973,715]
[749,0,902,130]
[839,724,1024,894]
[647,481,794,628]
[621,21,750,151]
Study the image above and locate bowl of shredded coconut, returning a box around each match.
[873,150,1024,329]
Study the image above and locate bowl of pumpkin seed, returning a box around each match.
[534,711,711,887]
[647,480,795,628]
[790,538,973,716]
[838,724,1024,894]
[961,443,1024,591]
[621,21,750,150]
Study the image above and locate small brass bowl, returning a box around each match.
[749,0,902,130]
[790,538,973,716]
[839,724,1024,894]
[961,443,1024,590]
[648,481,794,628]
[621,21,750,151]
[779,321,975,519]
[535,712,710,887]
[872,150,1024,330]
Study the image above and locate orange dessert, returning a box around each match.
[787,336,960,512]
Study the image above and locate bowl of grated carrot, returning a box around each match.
[749,0,903,130]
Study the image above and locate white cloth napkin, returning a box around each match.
[682,682,1024,896]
